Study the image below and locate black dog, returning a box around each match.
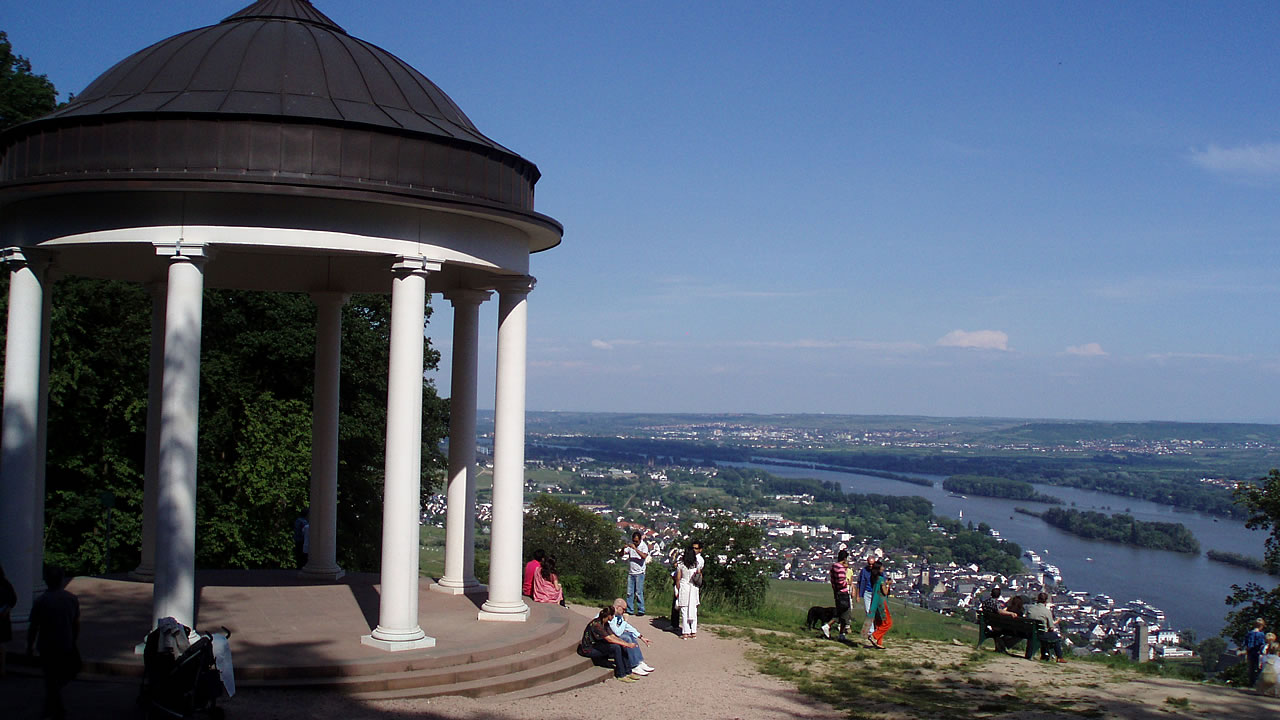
[806,605,837,629]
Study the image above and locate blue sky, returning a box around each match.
[8,1,1280,422]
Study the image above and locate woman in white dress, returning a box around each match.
[675,547,701,639]
[1258,633,1280,698]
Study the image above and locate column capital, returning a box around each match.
[490,275,536,296]
[153,240,211,261]
[391,256,442,276]
[442,288,492,306]
[0,247,50,271]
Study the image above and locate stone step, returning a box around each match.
[238,612,572,682]
[69,611,571,683]
[238,607,582,694]
[347,650,600,700]
[496,662,615,700]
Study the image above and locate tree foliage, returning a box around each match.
[943,475,1062,504]
[1222,469,1280,643]
[31,283,449,575]
[0,31,56,128]
[682,511,776,612]
[522,493,624,600]
[1038,508,1200,554]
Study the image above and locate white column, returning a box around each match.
[362,257,438,651]
[431,289,490,596]
[302,291,348,580]
[0,248,48,625]
[33,267,53,593]
[479,276,534,622]
[151,242,207,629]
[131,283,165,581]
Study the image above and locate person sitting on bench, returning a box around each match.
[1024,592,1067,663]
[980,587,1018,651]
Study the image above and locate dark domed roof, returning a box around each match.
[0,0,556,233]
[43,0,510,154]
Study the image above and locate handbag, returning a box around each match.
[691,570,704,588]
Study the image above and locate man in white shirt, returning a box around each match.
[610,598,655,675]
[622,531,649,615]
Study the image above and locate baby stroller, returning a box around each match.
[139,618,233,719]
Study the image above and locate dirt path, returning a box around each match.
[0,604,844,720]
[4,607,1276,720]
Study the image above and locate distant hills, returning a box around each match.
[510,411,1280,447]
[967,421,1280,446]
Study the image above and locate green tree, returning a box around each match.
[523,493,625,600]
[1223,469,1280,643]
[40,280,151,573]
[0,31,57,128]
[1178,627,1197,648]
[1197,637,1226,673]
[34,283,450,575]
[683,511,776,612]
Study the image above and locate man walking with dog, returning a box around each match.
[824,549,853,640]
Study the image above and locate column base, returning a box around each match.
[478,600,530,623]
[128,566,155,583]
[360,631,436,652]
[298,565,346,581]
[429,579,486,596]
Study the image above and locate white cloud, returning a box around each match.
[1065,342,1107,357]
[936,329,1009,351]
[1188,142,1280,176]
[529,360,589,369]
[590,339,641,351]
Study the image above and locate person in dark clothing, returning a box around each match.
[577,605,640,682]
[27,565,81,720]
[0,563,16,677]
[979,587,1017,652]
[1245,618,1268,686]
[293,509,310,569]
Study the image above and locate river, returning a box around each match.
[730,461,1277,639]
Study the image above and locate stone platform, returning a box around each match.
[7,570,608,699]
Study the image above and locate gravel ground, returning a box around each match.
[0,603,844,720]
[7,607,1278,720]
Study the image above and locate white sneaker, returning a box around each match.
[637,662,655,672]
[821,624,830,639]
[631,668,650,676]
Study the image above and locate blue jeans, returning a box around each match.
[620,631,644,668]
[584,641,632,678]
[627,572,645,614]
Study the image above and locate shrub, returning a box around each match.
[682,511,777,612]
[523,493,624,601]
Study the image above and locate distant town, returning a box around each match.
[581,419,1279,457]
[423,451,1195,661]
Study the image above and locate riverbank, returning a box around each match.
[733,461,1277,639]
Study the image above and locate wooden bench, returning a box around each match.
[977,610,1041,660]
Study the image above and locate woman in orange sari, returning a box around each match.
[870,576,893,649]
